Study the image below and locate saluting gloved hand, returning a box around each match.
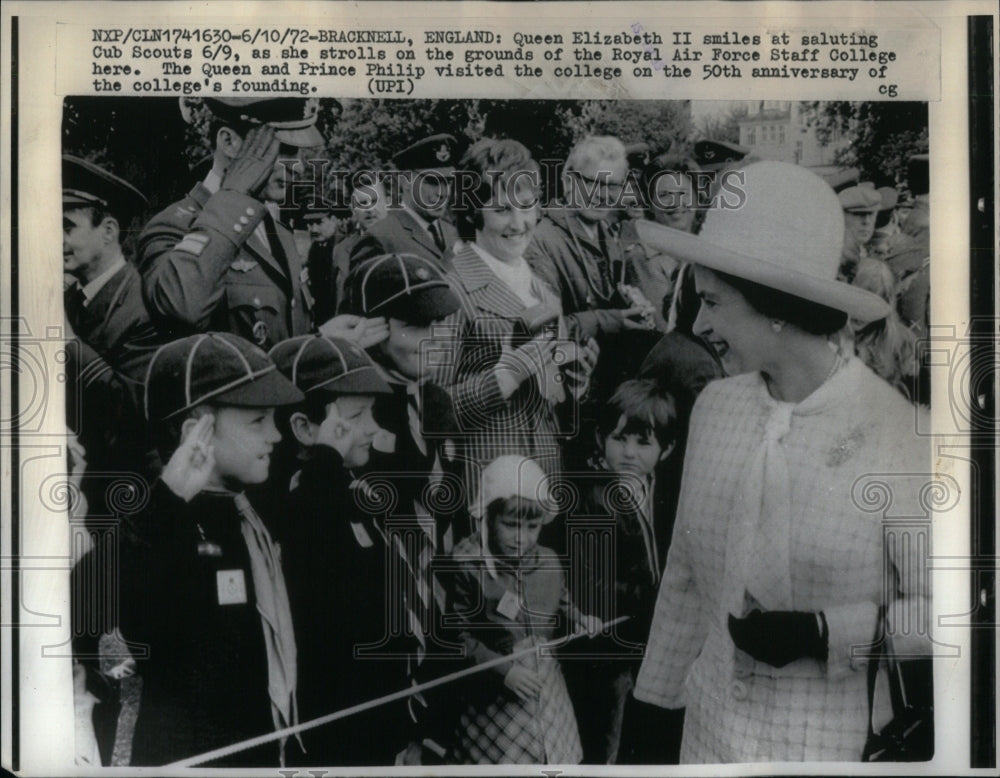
[220,125,280,199]
[727,609,829,667]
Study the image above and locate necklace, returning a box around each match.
[823,343,845,385]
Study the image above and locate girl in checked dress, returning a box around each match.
[446,456,599,764]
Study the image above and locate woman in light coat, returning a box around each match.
[632,161,932,762]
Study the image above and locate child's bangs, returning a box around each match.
[485,495,549,524]
[615,415,657,442]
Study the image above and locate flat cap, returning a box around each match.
[838,182,883,212]
[392,133,458,172]
[269,334,391,398]
[62,155,148,223]
[145,332,303,421]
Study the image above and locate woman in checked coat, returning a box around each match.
[631,161,932,762]
[441,138,599,488]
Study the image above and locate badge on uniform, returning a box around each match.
[497,589,521,620]
[252,319,269,346]
[217,569,248,605]
[230,259,259,273]
[197,541,223,557]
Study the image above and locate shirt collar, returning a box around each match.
[80,252,125,302]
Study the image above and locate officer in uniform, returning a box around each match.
[63,155,162,497]
[63,155,161,385]
[303,199,351,325]
[137,97,322,349]
[349,134,459,272]
[692,138,755,173]
[62,155,160,764]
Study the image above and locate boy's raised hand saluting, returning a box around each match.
[162,414,216,501]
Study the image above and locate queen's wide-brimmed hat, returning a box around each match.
[635,161,891,322]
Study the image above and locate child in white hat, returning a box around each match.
[446,455,599,764]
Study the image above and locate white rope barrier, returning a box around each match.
[167,615,630,767]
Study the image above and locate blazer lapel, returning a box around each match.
[452,245,527,318]
[398,210,441,258]
[77,265,129,345]
[242,217,293,289]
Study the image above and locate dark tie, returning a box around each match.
[428,220,446,253]
[262,212,293,273]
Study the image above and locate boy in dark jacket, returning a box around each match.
[270,333,419,765]
[563,378,678,764]
[115,332,304,766]
[340,253,469,761]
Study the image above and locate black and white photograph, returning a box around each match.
[1,2,995,775]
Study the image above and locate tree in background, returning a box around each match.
[62,97,694,219]
[801,101,929,186]
[62,97,195,252]
[694,103,749,145]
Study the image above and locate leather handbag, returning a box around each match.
[862,626,934,762]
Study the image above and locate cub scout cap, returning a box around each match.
[200,97,326,148]
[392,133,458,172]
[62,155,148,223]
[269,335,392,398]
[838,182,883,213]
[470,455,551,520]
[145,332,304,421]
[346,253,461,324]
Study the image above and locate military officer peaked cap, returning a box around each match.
[145,332,304,421]
[693,139,752,171]
[348,253,461,324]
[201,97,326,148]
[270,334,392,398]
[392,133,458,172]
[62,155,148,223]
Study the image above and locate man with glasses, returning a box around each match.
[524,136,658,476]
[525,135,654,344]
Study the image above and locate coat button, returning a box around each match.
[246,207,255,216]
[239,216,249,225]
[253,297,262,308]
[291,298,296,308]
[729,680,748,701]
[234,224,243,233]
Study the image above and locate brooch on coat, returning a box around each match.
[826,425,866,467]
